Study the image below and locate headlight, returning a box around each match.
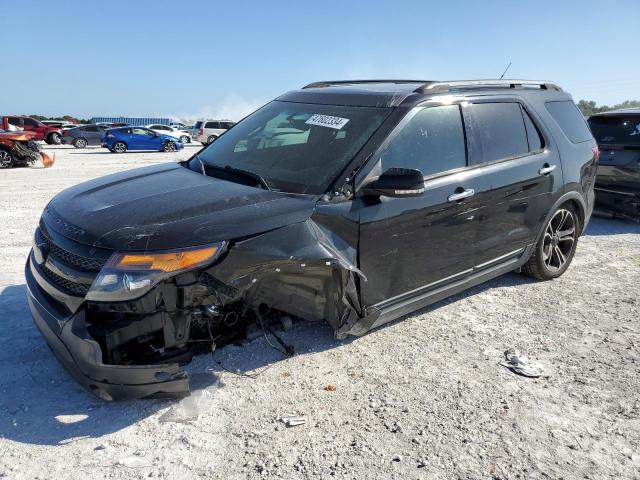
[86,243,224,302]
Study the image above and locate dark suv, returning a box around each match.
[587,109,640,220]
[26,79,598,400]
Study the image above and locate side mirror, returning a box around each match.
[361,168,425,198]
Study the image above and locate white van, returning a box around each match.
[192,120,235,144]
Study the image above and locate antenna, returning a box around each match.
[499,61,512,80]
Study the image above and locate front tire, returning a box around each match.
[0,149,15,169]
[112,141,127,153]
[72,137,88,148]
[522,205,579,280]
[47,132,62,145]
[162,141,176,152]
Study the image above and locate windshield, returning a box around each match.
[189,101,390,194]
[589,115,640,146]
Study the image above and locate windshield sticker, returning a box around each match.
[306,114,350,130]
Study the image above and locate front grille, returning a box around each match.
[40,264,90,296]
[40,228,107,272]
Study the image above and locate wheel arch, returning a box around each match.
[536,191,587,245]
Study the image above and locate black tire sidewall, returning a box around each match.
[49,132,62,145]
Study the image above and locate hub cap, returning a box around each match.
[542,208,575,271]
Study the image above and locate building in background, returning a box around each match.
[90,117,172,126]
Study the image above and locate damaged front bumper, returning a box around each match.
[25,258,189,400]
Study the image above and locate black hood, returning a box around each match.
[43,163,317,250]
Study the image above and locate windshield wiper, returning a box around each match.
[223,165,271,191]
[201,163,271,191]
[193,152,206,175]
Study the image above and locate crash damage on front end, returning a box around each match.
[25,164,371,400]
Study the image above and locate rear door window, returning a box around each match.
[466,103,529,165]
[588,115,640,146]
[380,105,466,177]
[545,101,592,143]
[205,121,219,129]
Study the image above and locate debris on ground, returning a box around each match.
[500,348,545,378]
[278,415,306,427]
[324,384,337,391]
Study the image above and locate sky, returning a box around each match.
[1,0,639,121]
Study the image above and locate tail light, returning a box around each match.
[592,146,600,162]
[199,128,204,135]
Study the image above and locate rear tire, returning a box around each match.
[0,149,15,169]
[72,137,88,148]
[179,135,190,144]
[522,204,579,280]
[112,141,127,153]
[207,135,217,144]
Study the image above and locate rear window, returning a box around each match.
[545,101,592,143]
[194,121,203,129]
[588,115,640,146]
[467,103,529,165]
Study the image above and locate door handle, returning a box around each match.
[448,188,475,202]
[539,164,557,175]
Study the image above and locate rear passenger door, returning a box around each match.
[83,125,100,144]
[460,99,562,266]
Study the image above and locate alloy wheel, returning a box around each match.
[0,150,13,168]
[114,142,126,153]
[542,208,576,271]
[163,142,176,152]
[75,138,87,148]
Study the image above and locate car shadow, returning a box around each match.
[583,216,640,236]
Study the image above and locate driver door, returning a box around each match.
[358,104,479,307]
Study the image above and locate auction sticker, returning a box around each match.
[305,114,350,130]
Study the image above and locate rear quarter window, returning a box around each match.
[545,101,593,143]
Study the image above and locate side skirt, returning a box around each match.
[364,246,532,332]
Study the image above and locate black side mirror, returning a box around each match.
[361,168,425,198]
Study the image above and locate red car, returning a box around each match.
[0,115,63,145]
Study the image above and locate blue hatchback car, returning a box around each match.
[102,127,184,153]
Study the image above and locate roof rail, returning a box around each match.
[303,79,435,89]
[415,79,562,93]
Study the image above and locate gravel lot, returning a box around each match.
[0,145,638,479]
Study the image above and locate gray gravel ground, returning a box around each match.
[0,145,638,479]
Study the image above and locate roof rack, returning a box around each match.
[416,79,562,93]
[303,79,435,89]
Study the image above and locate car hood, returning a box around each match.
[42,163,317,250]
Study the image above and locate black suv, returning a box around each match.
[26,79,598,400]
[587,109,640,220]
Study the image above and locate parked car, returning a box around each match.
[101,126,184,153]
[0,130,54,168]
[170,122,188,129]
[192,119,234,144]
[587,109,640,221]
[145,124,192,144]
[26,79,598,400]
[61,124,111,148]
[0,115,63,144]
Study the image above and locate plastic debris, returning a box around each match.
[500,348,544,378]
[278,415,306,427]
